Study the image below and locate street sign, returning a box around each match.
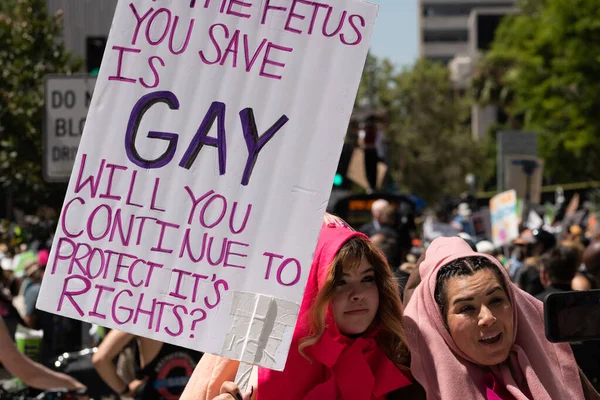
[44,75,96,182]
[496,131,538,192]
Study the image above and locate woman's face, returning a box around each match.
[444,268,514,366]
[331,258,379,336]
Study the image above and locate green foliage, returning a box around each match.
[0,0,81,212]
[472,0,600,183]
[356,57,485,205]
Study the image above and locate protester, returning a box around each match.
[579,241,600,289]
[359,199,390,237]
[92,329,202,399]
[0,316,86,391]
[180,220,425,400]
[403,236,599,399]
[536,246,580,301]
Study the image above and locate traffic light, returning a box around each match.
[333,173,344,186]
[86,36,107,76]
[333,143,353,189]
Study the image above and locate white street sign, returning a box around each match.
[44,75,96,182]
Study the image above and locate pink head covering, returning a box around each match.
[258,222,412,400]
[403,237,585,400]
[38,249,50,267]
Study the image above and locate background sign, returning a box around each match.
[38,0,377,371]
[44,75,96,182]
[503,154,544,204]
[496,130,538,193]
[490,190,519,247]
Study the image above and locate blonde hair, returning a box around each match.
[298,236,410,368]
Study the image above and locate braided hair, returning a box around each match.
[434,256,508,321]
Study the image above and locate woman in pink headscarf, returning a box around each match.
[181,217,425,400]
[403,236,599,400]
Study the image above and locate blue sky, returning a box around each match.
[368,0,418,70]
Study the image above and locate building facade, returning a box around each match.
[46,0,117,62]
[419,0,515,64]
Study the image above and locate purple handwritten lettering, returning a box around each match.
[145,8,172,46]
[89,284,115,319]
[140,56,165,89]
[74,154,106,198]
[199,23,227,65]
[58,275,91,316]
[125,91,180,169]
[223,240,248,269]
[341,14,365,46]
[108,46,141,83]
[87,204,112,241]
[112,289,134,325]
[227,0,251,19]
[98,163,127,200]
[261,0,287,25]
[199,194,227,229]
[228,202,252,234]
[61,197,85,238]
[322,8,346,37]
[259,42,293,80]
[169,16,195,55]
[150,178,166,212]
[178,102,227,175]
[129,3,154,45]
[239,108,289,185]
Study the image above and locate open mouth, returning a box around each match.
[345,309,369,316]
[479,332,502,345]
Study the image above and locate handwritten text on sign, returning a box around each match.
[112,0,366,85]
[38,0,377,370]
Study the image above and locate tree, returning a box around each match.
[0,0,81,214]
[472,0,600,183]
[386,60,485,204]
[353,57,485,205]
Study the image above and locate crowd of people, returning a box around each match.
[0,200,599,399]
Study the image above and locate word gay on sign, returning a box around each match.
[38,0,378,371]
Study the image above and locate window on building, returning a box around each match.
[422,3,513,17]
[424,29,469,43]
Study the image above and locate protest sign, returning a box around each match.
[490,190,519,247]
[38,0,378,371]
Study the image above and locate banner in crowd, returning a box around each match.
[490,190,519,247]
[38,0,378,371]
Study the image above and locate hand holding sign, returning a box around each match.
[38,0,378,372]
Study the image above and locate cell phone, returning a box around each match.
[544,289,600,343]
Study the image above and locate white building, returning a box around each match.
[419,0,515,64]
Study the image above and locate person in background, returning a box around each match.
[535,246,580,301]
[574,242,600,290]
[403,237,598,399]
[93,330,202,399]
[370,231,409,298]
[359,199,390,237]
[515,257,544,296]
[181,220,425,400]
[0,316,86,391]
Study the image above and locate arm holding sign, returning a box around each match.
[180,355,257,400]
[0,316,86,391]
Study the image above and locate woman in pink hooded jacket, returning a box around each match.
[181,219,425,400]
[403,236,599,400]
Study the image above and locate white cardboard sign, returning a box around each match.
[490,190,519,248]
[38,0,377,371]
